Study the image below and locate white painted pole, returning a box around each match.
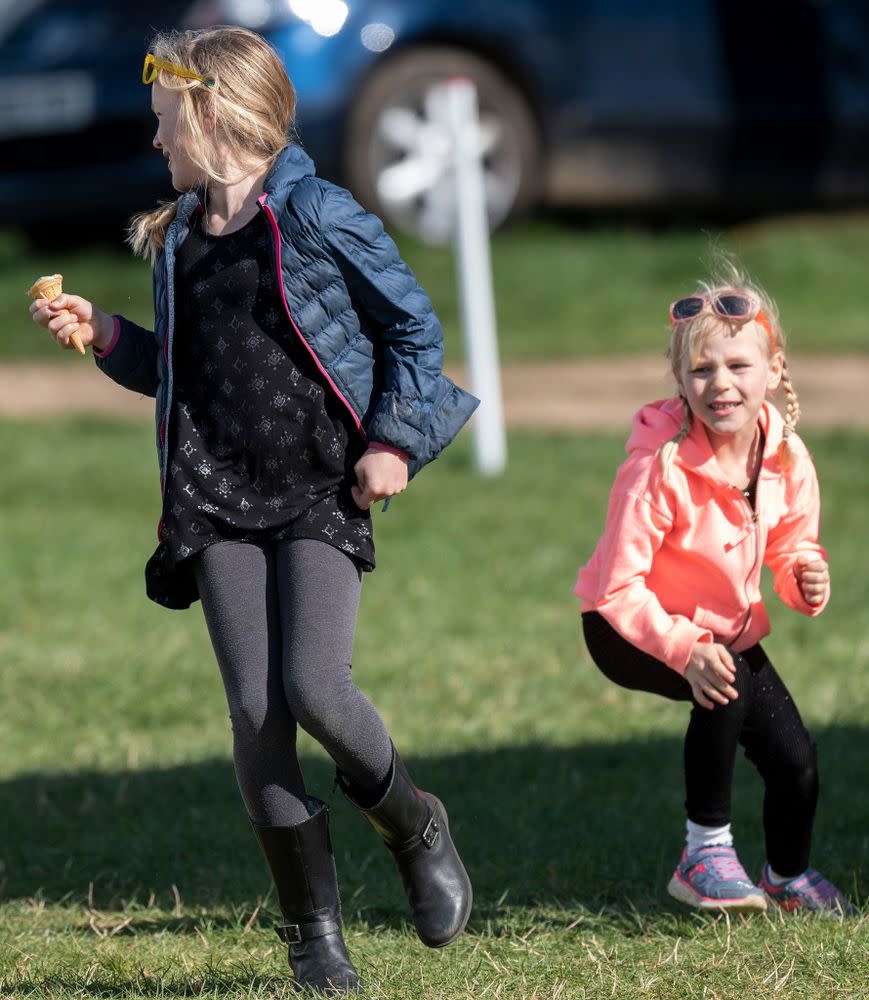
[439,77,507,476]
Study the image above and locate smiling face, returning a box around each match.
[151,82,203,192]
[677,319,783,452]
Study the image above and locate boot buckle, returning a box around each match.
[421,815,439,849]
[276,923,302,945]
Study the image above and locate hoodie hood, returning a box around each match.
[627,397,718,475]
[626,397,719,479]
[626,398,685,454]
[627,397,788,487]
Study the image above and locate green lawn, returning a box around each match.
[7,211,869,363]
[1,420,866,998]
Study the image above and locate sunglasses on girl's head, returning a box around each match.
[669,292,760,325]
[669,291,777,351]
[142,53,215,87]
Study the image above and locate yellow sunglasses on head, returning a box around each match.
[142,53,215,87]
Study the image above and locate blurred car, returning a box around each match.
[2,0,869,243]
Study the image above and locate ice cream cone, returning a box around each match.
[26,273,85,355]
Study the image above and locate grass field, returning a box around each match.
[7,210,869,362]
[1,418,866,999]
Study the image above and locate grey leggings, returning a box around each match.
[194,538,393,827]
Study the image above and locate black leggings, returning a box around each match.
[195,538,393,828]
[582,611,818,876]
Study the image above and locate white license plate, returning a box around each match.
[0,72,95,139]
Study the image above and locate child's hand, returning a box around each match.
[685,642,739,710]
[29,293,114,352]
[352,448,409,510]
[794,556,830,606]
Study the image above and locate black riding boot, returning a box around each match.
[339,746,472,948]
[252,799,361,995]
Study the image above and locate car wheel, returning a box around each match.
[344,46,541,243]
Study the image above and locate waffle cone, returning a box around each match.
[26,273,85,355]
[27,273,64,302]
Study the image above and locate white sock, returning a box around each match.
[686,820,733,855]
[766,866,802,886]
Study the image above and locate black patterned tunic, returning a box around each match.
[145,211,374,608]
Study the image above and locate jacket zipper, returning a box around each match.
[156,226,178,539]
[257,195,366,440]
[728,487,761,647]
[158,201,211,520]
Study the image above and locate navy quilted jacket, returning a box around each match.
[95,144,478,496]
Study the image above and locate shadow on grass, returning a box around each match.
[2,727,865,930]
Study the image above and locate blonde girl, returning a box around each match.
[30,26,476,994]
[575,264,855,916]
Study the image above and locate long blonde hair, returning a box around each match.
[127,26,297,263]
[660,262,800,476]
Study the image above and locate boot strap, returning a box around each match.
[275,918,341,944]
[392,813,440,860]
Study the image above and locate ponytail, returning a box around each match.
[126,201,179,264]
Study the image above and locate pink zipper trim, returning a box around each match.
[258,195,366,439]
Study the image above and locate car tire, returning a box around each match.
[344,45,541,243]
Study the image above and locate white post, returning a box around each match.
[438,77,507,476]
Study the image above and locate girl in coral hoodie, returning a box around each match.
[576,267,855,916]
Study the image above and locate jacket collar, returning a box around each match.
[262,143,316,199]
[168,144,315,235]
[676,400,784,488]
[173,190,201,231]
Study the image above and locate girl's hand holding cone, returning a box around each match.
[27,277,114,355]
[27,274,84,354]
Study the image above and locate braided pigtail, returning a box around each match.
[659,395,692,480]
[777,358,801,470]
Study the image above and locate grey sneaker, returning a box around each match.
[667,845,767,912]
[759,863,858,917]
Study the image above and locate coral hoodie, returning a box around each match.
[575,398,827,674]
